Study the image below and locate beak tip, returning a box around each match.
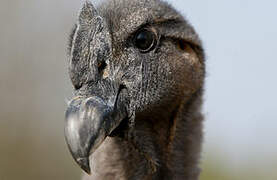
[76,157,91,174]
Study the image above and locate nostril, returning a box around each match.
[119,84,126,91]
[98,61,107,75]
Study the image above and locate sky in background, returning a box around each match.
[167,0,277,167]
[92,0,277,169]
[0,0,276,179]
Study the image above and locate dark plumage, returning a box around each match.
[65,0,205,179]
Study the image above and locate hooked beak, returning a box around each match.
[64,93,127,174]
[65,1,128,174]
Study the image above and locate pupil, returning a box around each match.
[135,30,154,51]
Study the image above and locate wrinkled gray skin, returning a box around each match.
[65,0,205,179]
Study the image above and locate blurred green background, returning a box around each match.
[0,0,276,180]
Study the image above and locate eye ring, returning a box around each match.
[133,28,157,53]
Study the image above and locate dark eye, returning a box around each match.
[134,29,157,53]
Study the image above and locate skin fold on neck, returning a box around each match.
[83,90,203,180]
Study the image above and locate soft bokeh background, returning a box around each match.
[0,0,276,179]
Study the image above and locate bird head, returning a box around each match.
[65,0,205,174]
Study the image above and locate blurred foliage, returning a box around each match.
[200,153,277,180]
[0,0,276,180]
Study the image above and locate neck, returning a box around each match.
[83,91,203,180]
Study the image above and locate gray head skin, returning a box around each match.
[65,0,205,179]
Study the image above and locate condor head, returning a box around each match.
[65,1,204,174]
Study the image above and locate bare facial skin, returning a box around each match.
[65,0,205,179]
